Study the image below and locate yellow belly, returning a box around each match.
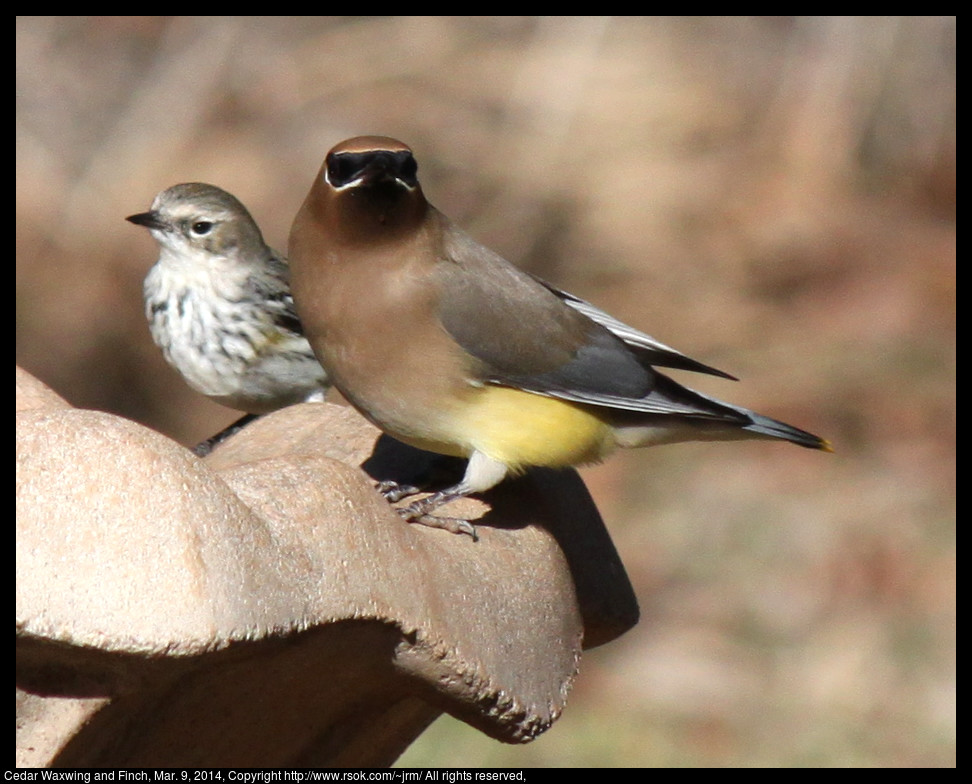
[449,385,616,472]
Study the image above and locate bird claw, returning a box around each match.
[397,506,478,540]
[193,413,260,457]
[394,491,478,540]
[374,482,478,539]
[375,480,423,503]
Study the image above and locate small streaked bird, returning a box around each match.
[288,137,831,537]
[128,183,329,455]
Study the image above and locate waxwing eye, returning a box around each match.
[190,221,214,236]
[326,152,366,188]
[395,152,418,187]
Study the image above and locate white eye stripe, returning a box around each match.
[323,169,366,190]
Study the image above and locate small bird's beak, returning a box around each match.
[126,211,167,231]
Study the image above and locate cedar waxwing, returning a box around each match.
[129,183,329,455]
[289,136,831,536]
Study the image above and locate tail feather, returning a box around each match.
[742,410,833,451]
[659,375,833,452]
[536,369,833,452]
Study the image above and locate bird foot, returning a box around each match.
[375,480,423,503]
[193,413,260,457]
[396,491,478,540]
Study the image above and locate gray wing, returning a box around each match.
[435,226,737,420]
[256,248,305,337]
[529,275,737,381]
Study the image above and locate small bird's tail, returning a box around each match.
[663,376,833,452]
[585,371,833,452]
[741,410,833,451]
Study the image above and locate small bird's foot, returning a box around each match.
[396,491,478,540]
[375,480,424,503]
[192,440,219,458]
[193,413,260,457]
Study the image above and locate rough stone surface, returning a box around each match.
[16,367,639,767]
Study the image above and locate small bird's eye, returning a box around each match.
[190,221,214,236]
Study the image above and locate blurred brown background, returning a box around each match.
[16,17,954,767]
